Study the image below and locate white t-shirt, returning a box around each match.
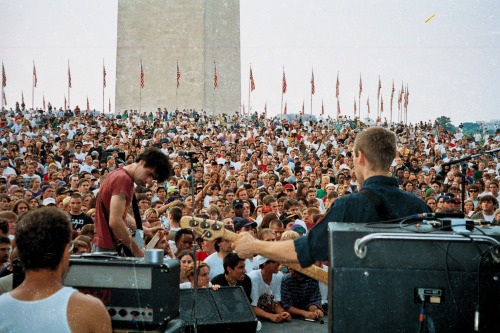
[248,269,283,310]
[204,252,254,280]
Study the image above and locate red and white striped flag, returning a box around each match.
[103,65,107,88]
[87,96,89,111]
[359,74,362,99]
[43,95,45,110]
[301,101,304,116]
[311,69,315,95]
[64,96,67,110]
[337,100,340,115]
[1,62,6,88]
[242,103,245,115]
[214,62,218,89]
[377,76,381,99]
[390,80,394,111]
[321,99,324,115]
[140,63,144,89]
[405,85,409,107]
[68,64,71,88]
[264,102,267,117]
[33,62,37,88]
[399,83,404,106]
[250,65,255,91]
[2,89,6,105]
[354,98,357,116]
[381,95,384,113]
[177,62,180,88]
[22,91,24,105]
[282,68,287,94]
[109,97,111,112]
[367,97,370,114]
[336,71,339,99]
[284,102,287,115]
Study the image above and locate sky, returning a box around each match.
[1,0,499,125]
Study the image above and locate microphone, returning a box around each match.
[412,212,465,219]
[116,158,127,165]
[178,150,202,157]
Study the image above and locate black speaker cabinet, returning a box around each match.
[179,286,257,333]
[328,223,500,333]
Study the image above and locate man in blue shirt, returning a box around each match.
[235,126,432,268]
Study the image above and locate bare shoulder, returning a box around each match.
[68,292,112,333]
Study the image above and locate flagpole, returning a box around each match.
[280,66,284,121]
[377,75,380,120]
[1,62,3,111]
[358,73,362,121]
[310,68,313,115]
[68,59,70,110]
[102,59,105,114]
[32,60,35,110]
[139,60,142,114]
[248,64,251,115]
[213,60,216,118]
[176,61,179,111]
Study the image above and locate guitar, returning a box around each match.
[180,216,329,285]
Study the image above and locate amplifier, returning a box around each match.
[63,255,180,330]
[328,223,500,333]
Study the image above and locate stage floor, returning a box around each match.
[260,314,328,332]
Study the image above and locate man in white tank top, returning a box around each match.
[0,207,111,332]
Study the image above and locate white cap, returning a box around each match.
[43,198,56,206]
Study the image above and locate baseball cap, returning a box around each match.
[234,218,257,232]
[261,205,273,213]
[290,224,307,233]
[233,199,244,208]
[254,255,274,266]
[326,183,335,189]
[284,184,294,191]
[43,198,56,206]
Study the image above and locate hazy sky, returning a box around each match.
[1,0,499,124]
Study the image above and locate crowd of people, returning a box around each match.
[0,105,499,324]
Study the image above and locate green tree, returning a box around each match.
[435,116,456,132]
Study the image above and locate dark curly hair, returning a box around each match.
[136,148,173,183]
[15,207,72,271]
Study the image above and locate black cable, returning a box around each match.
[444,242,467,319]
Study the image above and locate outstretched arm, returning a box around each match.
[233,233,299,263]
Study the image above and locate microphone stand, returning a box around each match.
[441,147,500,213]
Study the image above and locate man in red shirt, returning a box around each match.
[93,148,172,257]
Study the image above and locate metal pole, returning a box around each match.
[68,59,70,110]
[248,64,251,116]
[102,59,105,114]
[32,60,34,110]
[139,60,142,114]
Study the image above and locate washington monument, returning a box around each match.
[115,0,241,115]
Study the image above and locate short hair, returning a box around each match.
[283,199,299,211]
[0,211,17,220]
[281,230,299,241]
[15,207,72,270]
[169,206,183,223]
[136,148,173,183]
[176,249,194,261]
[0,218,8,234]
[353,126,396,171]
[174,229,194,245]
[79,224,94,238]
[478,194,498,206]
[223,252,245,274]
[0,234,10,246]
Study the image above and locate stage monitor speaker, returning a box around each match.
[327,222,500,333]
[179,286,257,333]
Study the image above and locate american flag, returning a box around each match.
[64,96,67,111]
[337,99,340,115]
[22,91,24,105]
[405,86,409,107]
[377,76,381,99]
[264,102,267,117]
[381,95,384,113]
[68,64,71,88]
[354,98,357,116]
[109,97,111,112]
[284,102,287,115]
[336,71,339,99]
[2,89,6,105]
[177,62,180,88]
[359,74,362,99]
[1,62,6,87]
[33,62,37,88]
[367,97,370,114]
[214,63,218,89]
[301,101,304,116]
[87,96,89,111]
[140,63,144,89]
[311,69,315,95]
[43,95,45,110]
[103,65,107,88]
[282,68,287,94]
[242,103,245,115]
[399,83,404,106]
[250,65,255,91]
[321,100,324,115]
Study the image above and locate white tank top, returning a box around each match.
[0,286,77,332]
